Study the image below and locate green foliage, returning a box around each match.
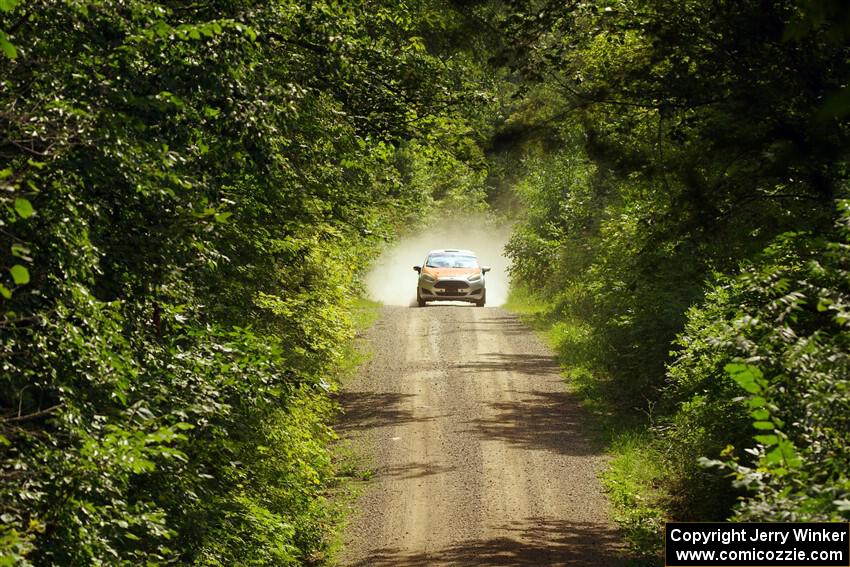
[0,0,489,564]
[498,0,849,399]
[193,390,338,567]
[671,213,850,522]
[482,0,850,550]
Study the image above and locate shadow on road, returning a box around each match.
[465,389,600,456]
[452,353,600,456]
[344,518,627,566]
[335,392,418,433]
[377,460,457,480]
[453,352,561,375]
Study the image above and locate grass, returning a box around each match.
[604,433,667,562]
[321,296,383,566]
[504,285,667,564]
[350,297,382,332]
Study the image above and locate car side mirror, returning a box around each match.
[481,266,491,274]
[413,266,422,273]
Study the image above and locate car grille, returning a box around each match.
[435,280,468,296]
[435,280,467,290]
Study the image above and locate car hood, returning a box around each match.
[422,267,480,279]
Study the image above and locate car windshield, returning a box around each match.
[425,254,478,269]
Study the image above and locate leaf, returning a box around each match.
[765,440,802,468]
[11,243,31,261]
[14,197,33,218]
[750,408,770,420]
[0,283,10,299]
[128,458,156,474]
[136,407,155,420]
[0,30,16,59]
[0,0,18,11]
[725,363,763,394]
[214,211,232,223]
[697,456,725,469]
[405,36,426,52]
[9,264,29,285]
[752,421,774,430]
[754,434,779,446]
[764,447,783,464]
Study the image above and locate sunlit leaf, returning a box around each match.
[749,408,770,420]
[0,30,16,59]
[9,264,29,285]
[14,197,33,218]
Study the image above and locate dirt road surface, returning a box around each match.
[337,305,626,566]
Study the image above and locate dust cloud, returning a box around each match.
[365,217,513,306]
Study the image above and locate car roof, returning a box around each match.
[427,249,476,256]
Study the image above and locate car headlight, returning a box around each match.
[420,274,435,283]
[467,274,481,282]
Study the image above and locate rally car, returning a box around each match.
[413,249,490,307]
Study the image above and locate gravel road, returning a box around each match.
[337,305,626,566]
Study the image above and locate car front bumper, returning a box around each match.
[418,276,485,302]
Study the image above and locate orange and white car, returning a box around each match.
[413,249,490,307]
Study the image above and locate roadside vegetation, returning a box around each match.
[493,0,850,558]
[0,1,493,564]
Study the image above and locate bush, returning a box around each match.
[662,203,850,521]
[0,1,490,563]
